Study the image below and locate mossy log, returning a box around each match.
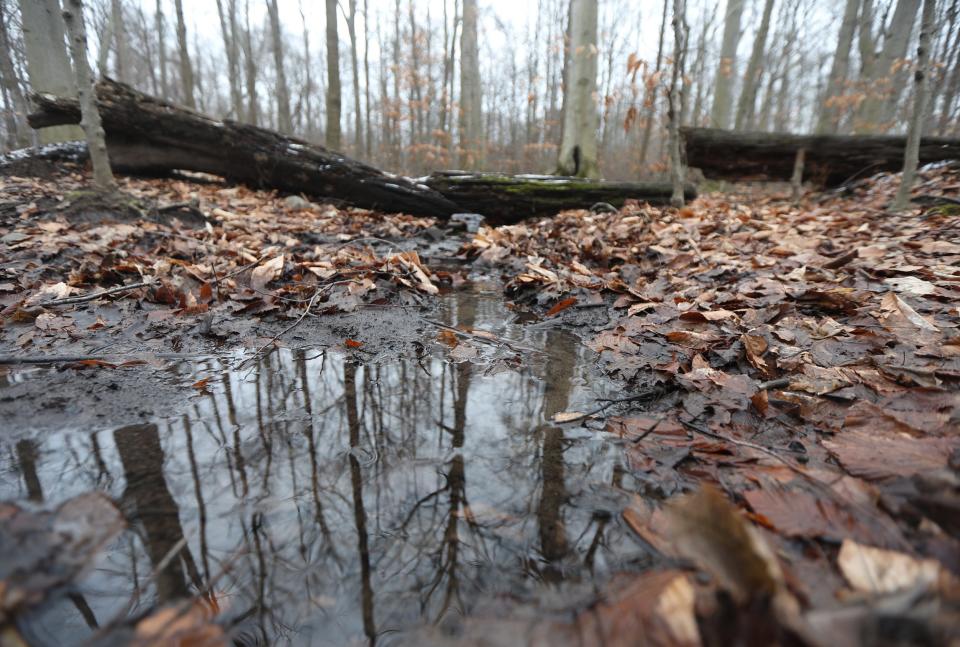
[682,127,960,186]
[424,172,697,223]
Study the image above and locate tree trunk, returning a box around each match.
[299,2,313,137]
[816,0,859,134]
[734,0,775,131]
[459,0,482,168]
[855,0,921,132]
[155,0,168,98]
[556,0,599,178]
[892,0,936,210]
[28,79,458,217]
[363,0,373,159]
[682,126,960,186]
[0,3,30,147]
[215,0,242,120]
[267,0,292,134]
[61,0,116,191]
[709,0,744,129]
[242,0,258,126]
[19,0,83,143]
[110,0,127,83]
[173,0,195,109]
[668,0,687,207]
[325,0,342,150]
[346,0,363,156]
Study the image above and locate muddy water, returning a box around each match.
[2,289,648,646]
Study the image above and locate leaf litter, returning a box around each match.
[1,159,959,644]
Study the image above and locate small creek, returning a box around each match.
[1,288,652,645]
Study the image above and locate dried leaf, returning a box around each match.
[837,540,946,594]
[250,255,285,292]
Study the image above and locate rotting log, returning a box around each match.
[423,172,697,222]
[28,79,460,218]
[682,127,960,186]
[26,79,698,223]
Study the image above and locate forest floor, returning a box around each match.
[1,155,959,646]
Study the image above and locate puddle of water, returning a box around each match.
[2,289,650,646]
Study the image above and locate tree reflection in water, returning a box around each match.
[4,290,644,645]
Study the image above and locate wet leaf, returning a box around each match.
[545,296,577,317]
[344,339,364,349]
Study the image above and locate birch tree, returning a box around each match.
[892,0,936,211]
[556,0,599,178]
[459,0,482,168]
[734,0,775,130]
[709,0,744,129]
[816,0,859,133]
[326,0,342,149]
[62,0,116,191]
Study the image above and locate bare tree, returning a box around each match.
[345,0,363,155]
[710,0,744,129]
[173,0,195,108]
[326,0,342,149]
[668,0,687,206]
[638,0,669,170]
[459,0,482,168]
[241,0,258,125]
[155,0,167,97]
[62,0,116,191]
[816,0,859,134]
[892,0,936,210]
[0,2,29,147]
[556,0,599,178]
[266,0,291,133]
[735,0,776,130]
[216,0,242,119]
[110,0,127,82]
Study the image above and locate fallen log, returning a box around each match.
[28,79,460,218]
[423,172,697,221]
[682,127,960,186]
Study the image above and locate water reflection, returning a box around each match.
[2,290,646,645]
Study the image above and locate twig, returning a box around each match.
[757,377,792,390]
[37,280,154,307]
[679,418,806,474]
[553,386,670,424]
[237,288,325,369]
[0,352,206,365]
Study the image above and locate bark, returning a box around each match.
[363,0,372,158]
[28,80,458,217]
[668,0,687,207]
[61,0,116,191]
[638,0,669,169]
[682,126,960,186]
[709,0,744,129]
[299,2,313,136]
[424,172,696,222]
[19,0,82,143]
[892,0,936,210]
[326,0,342,149]
[856,0,921,132]
[734,0,775,131]
[556,0,599,178]
[816,0,859,134]
[173,0,195,109]
[459,0,482,168]
[266,0,292,134]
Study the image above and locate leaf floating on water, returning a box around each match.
[545,296,577,317]
[552,411,586,423]
[344,338,364,349]
[192,377,211,391]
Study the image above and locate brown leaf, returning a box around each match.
[344,338,364,349]
[546,296,578,317]
[250,255,285,292]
